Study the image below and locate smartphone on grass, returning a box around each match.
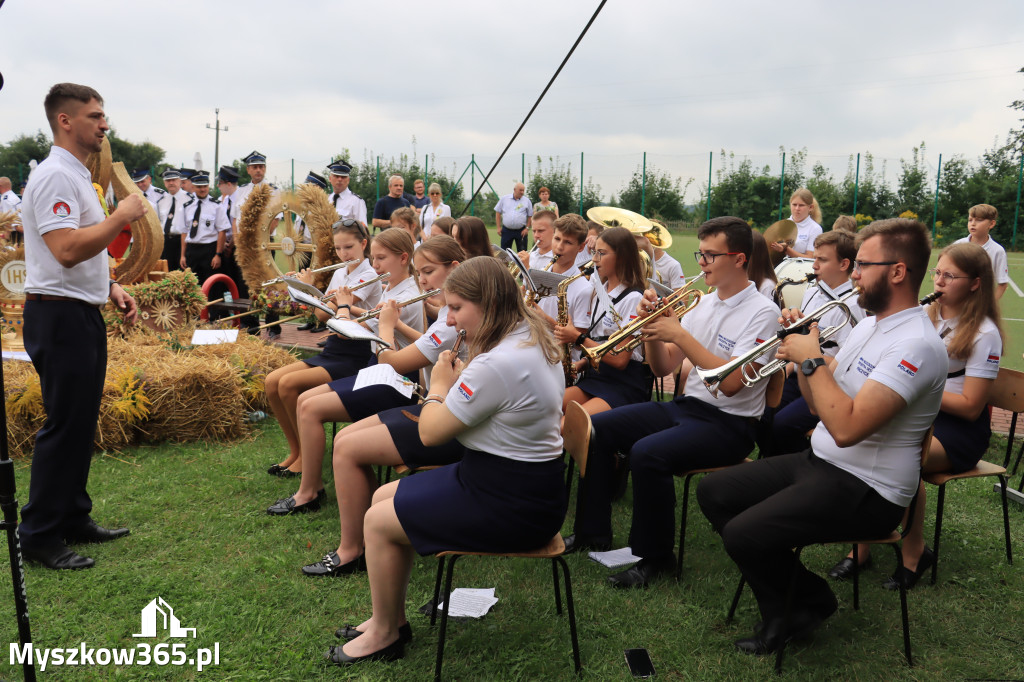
[625,648,655,678]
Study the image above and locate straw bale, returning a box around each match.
[295,183,344,291]
[3,359,43,458]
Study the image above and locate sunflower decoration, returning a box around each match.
[105,270,206,336]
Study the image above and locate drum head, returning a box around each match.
[773,258,815,309]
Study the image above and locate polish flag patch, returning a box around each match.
[53,201,70,217]
[428,332,442,348]
[987,354,1000,364]
[898,359,919,376]
[457,381,474,400]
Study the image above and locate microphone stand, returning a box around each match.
[0,356,36,681]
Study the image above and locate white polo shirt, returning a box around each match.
[790,215,823,255]
[444,323,564,462]
[327,258,383,310]
[586,281,644,363]
[798,279,865,358]
[812,306,947,506]
[933,313,1001,395]
[654,252,685,288]
[23,146,110,305]
[679,282,781,417]
[529,247,554,272]
[538,271,591,363]
[364,274,424,351]
[955,235,1009,284]
[414,305,470,365]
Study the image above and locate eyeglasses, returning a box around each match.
[694,251,742,264]
[930,268,971,283]
[429,192,441,195]
[852,260,899,273]
[339,218,367,238]
[592,249,611,260]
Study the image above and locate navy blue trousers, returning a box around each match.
[769,372,819,457]
[20,300,107,549]
[574,396,756,561]
[499,228,527,252]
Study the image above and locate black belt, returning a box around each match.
[25,293,103,310]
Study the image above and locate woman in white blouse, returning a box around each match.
[419,182,451,239]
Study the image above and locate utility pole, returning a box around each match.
[205,108,228,176]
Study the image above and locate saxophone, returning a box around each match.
[557,264,595,387]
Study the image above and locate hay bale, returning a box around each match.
[3,359,43,459]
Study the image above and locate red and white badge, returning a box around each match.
[457,381,474,400]
[52,201,71,217]
[428,332,442,348]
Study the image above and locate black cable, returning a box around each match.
[455,0,608,218]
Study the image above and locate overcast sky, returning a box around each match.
[1,0,1022,201]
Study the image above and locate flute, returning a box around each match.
[354,289,441,322]
[450,329,466,367]
[261,259,359,287]
[320,273,390,302]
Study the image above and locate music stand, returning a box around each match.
[0,355,36,681]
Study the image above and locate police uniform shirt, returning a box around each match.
[678,282,782,417]
[22,146,109,305]
[933,313,1001,395]
[142,184,166,210]
[217,192,236,240]
[538,272,591,363]
[444,322,564,462]
[363,274,424,352]
[811,305,946,507]
[494,193,533,231]
[329,188,368,226]
[587,281,644,363]
[654,252,685,288]
[790,215,823,255]
[797,279,864,358]
[955,235,1010,285]
[157,189,189,235]
[0,188,22,215]
[184,195,230,244]
[232,180,280,223]
[327,258,383,310]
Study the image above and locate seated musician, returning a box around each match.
[564,217,780,588]
[828,241,1002,588]
[697,218,946,655]
[769,229,864,456]
[748,230,778,301]
[562,226,649,416]
[325,256,566,665]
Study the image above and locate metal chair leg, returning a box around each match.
[890,544,913,666]
[999,474,1013,564]
[565,454,575,498]
[676,474,695,580]
[726,575,746,622]
[931,484,947,585]
[551,559,563,615]
[852,544,861,610]
[556,556,582,674]
[434,554,460,682]
[430,557,446,626]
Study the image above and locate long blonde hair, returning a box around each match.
[372,227,417,278]
[790,188,822,224]
[927,242,1004,360]
[443,256,561,363]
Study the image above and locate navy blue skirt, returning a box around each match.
[328,368,418,423]
[303,335,373,380]
[933,407,991,473]
[393,449,567,556]
[378,404,465,469]
[575,359,648,408]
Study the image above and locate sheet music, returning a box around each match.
[588,547,641,569]
[190,329,239,345]
[438,588,498,618]
[647,278,674,298]
[286,284,335,317]
[352,364,417,398]
[590,273,617,321]
[325,318,390,346]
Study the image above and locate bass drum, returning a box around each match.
[773,258,816,309]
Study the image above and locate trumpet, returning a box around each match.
[353,289,441,322]
[696,287,860,398]
[261,259,359,287]
[581,274,705,369]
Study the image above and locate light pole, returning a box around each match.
[205,108,228,176]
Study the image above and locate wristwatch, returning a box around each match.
[800,357,826,376]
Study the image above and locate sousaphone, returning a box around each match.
[586,206,653,234]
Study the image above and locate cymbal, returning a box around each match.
[644,219,673,249]
[763,219,797,267]
[586,206,653,234]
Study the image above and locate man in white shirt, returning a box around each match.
[698,218,946,656]
[180,171,230,285]
[132,168,165,209]
[19,83,147,570]
[495,182,533,251]
[156,168,188,271]
[0,176,22,243]
[954,203,1009,300]
[327,161,367,227]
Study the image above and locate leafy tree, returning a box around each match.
[525,156,604,217]
[107,129,164,183]
[0,132,51,186]
[617,164,689,221]
[1006,66,1024,157]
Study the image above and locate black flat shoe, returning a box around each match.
[64,520,130,544]
[608,556,673,588]
[317,339,328,348]
[325,638,404,666]
[302,551,366,577]
[296,322,314,332]
[267,463,285,475]
[336,622,413,644]
[267,493,322,515]
[268,463,301,478]
[562,534,612,555]
[734,609,826,656]
[883,546,935,591]
[23,544,95,570]
[312,324,328,333]
[827,554,871,581]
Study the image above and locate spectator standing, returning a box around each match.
[495,182,533,251]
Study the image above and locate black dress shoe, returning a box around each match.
[325,637,404,666]
[336,622,413,644]
[734,609,825,656]
[267,492,322,515]
[312,324,328,333]
[317,339,328,348]
[23,544,95,570]
[296,322,314,331]
[302,551,366,577]
[608,556,674,588]
[562,534,612,555]
[883,546,935,591]
[65,520,130,544]
[827,554,871,581]
[267,463,286,476]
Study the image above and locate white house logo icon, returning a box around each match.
[132,597,197,638]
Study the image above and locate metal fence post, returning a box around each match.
[425,155,429,186]
[521,153,525,184]
[579,152,584,214]
[853,152,860,217]
[931,153,942,239]
[706,151,712,221]
[777,152,786,221]
[470,154,475,217]
[375,156,380,203]
[290,159,295,191]
[641,152,647,216]
[1013,153,1023,249]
